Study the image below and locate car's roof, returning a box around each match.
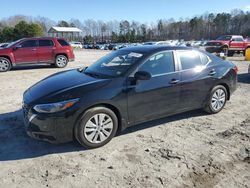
[20,37,65,40]
[120,45,192,54]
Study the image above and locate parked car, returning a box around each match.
[176,42,187,47]
[143,42,156,45]
[95,44,106,50]
[0,37,74,72]
[70,41,83,49]
[205,35,250,56]
[155,41,172,46]
[23,46,237,148]
[84,44,94,49]
[107,44,117,50]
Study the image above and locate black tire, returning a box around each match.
[222,47,229,56]
[54,55,68,68]
[74,106,118,148]
[204,85,228,114]
[227,50,234,57]
[0,57,12,72]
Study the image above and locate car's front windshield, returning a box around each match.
[216,36,232,41]
[5,39,22,48]
[84,50,144,78]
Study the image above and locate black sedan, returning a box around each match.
[23,46,238,148]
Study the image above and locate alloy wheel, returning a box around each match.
[211,88,226,111]
[84,113,114,144]
[0,59,10,71]
[56,56,67,67]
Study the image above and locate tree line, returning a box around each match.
[0,9,249,43]
[0,21,43,42]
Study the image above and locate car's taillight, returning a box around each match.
[233,66,238,74]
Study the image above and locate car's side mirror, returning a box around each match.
[13,44,22,51]
[134,71,151,80]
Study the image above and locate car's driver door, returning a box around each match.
[127,51,181,124]
[13,40,38,64]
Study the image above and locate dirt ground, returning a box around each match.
[0,50,249,188]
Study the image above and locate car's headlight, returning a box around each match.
[33,98,79,113]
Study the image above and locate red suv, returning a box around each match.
[0,37,75,72]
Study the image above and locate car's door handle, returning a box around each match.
[208,69,216,76]
[169,79,180,84]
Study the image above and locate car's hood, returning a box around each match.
[0,47,11,53]
[24,69,111,104]
[207,40,229,44]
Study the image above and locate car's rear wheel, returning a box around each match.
[74,107,118,148]
[204,85,228,114]
[55,55,68,68]
[0,57,11,72]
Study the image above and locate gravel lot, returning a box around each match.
[0,50,249,188]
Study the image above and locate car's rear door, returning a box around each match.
[13,40,38,64]
[37,39,55,62]
[127,51,181,124]
[176,50,215,110]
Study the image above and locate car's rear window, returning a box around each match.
[57,39,69,46]
[178,50,208,70]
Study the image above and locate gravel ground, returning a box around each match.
[0,50,249,188]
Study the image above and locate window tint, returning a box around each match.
[216,35,232,41]
[179,50,207,70]
[20,40,37,48]
[232,37,243,42]
[39,40,54,47]
[58,39,69,46]
[200,52,209,65]
[139,51,175,76]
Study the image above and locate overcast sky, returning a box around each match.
[1,0,250,22]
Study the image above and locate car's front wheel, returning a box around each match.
[0,57,11,72]
[74,107,118,148]
[55,55,68,68]
[227,50,234,57]
[204,85,228,114]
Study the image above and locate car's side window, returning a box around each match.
[39,40,54,47]
[19,40,37,48]
[232,37,243,42]
[178,50,207,70]
[58,39,69,46]
[139,51,175,76]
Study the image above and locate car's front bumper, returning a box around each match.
[205,46,223,53]
[22,104,75,144]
